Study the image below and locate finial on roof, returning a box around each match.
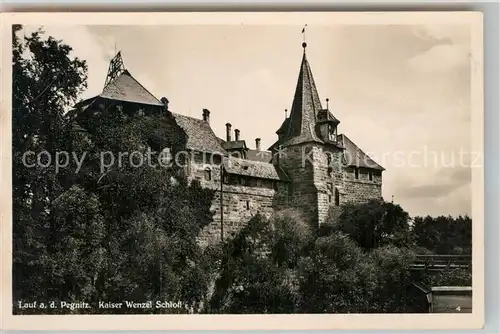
[285,108,288,119]
[326,98,329,110]
[301,24,308,51]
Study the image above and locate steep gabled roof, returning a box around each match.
[222,140,248,151]
[224,157,289,181]
[171,113,226,154]
[282,51,324,146]
[247,149,273,163]
[72,70,164,112]
[338,134,385,171]
[100,70,164,106]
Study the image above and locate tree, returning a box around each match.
[332,199,413,251]
[12,26,216,314]
[209,210,420,314]
[429,268,472,286]
[207,211,309,314]
[297,233,418,313]
[12,25,88,307]
[362,246,416,312]
[297,232,366,313]
[411,215,472,255]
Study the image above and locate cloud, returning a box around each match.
[448,166,472,183]
[408,44,470,73]
[26,24,472,218]
[398,183,462,199]
[417,25,470,44]
[395,167,471,200]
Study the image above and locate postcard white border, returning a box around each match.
[0,11,484,331]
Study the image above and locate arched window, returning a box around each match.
[204,167,212,181]
[335,188,340,206]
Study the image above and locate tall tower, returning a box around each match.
[272,41,344,229]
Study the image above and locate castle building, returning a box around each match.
[74,42,384,246]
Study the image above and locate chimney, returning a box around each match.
[226,123,232,142]
[161,97,169,110]
[202,109,210,123]
[234,129,240,141]
[255,138,261,151]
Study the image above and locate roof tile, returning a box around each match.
[100,70,164,106]
[246,149,273,163]
[172,113,226,154]
[224,157,288,181]
[339,134,384,171]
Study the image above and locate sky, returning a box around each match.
[22,23,474,218]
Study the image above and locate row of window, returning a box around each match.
[203,168,277,189]
[209,167,342,207]
[352,167,381,181]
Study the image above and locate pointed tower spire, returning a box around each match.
[104,51,125,87]
[283,42,323,145]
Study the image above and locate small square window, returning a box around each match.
[246,200,250,210]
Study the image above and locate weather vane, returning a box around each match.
[301,24,308,48]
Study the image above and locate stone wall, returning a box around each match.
[274,142,351,229]
[197,184,279,248]
[276,142,383,228]
[187,154,289,247]
[342,165,383,204]
[277,144,320,230]
[310,144,345,226]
